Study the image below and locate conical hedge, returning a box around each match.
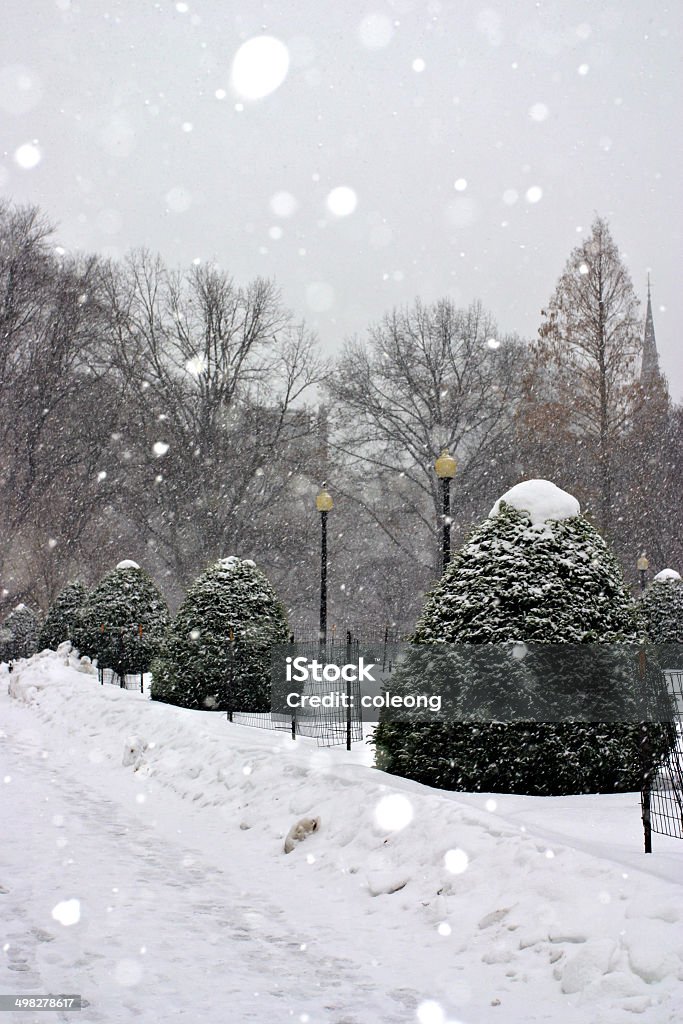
[39,581,87,651]
[641,569,683,645]
[76,562,169,674]
[373,480,673,795]
[1,604,40,660]
[151,556,289,711]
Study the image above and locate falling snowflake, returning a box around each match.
[270,191,298,218]
[185,355,206,376]
[52,899,81,926]
[444,848,469,874]
[326,186,357,217]
[417,1000,445,1024]
[358,14,394,49]
[375,793,414,831]
[231,36,290,100]
[528,102,549,121]
[14,142,42,169]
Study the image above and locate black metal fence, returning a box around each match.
[642,669,683,846]
[231,637,361,748]
[289,624,405,645]
[230,632,399,748]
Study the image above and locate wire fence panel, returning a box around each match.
[229,635,371,747]
[98,667,145,692]
[645,669,683,842]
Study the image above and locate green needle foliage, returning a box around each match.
[151,556,289,712]
[374,489,674,795]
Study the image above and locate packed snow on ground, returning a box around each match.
[2,649,682,1024]
[489,480,581,526]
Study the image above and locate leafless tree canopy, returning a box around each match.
[328,299,527,578]
[1,201,680,631]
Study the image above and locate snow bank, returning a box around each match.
[6,651,683,1023]
[489,479,581,525]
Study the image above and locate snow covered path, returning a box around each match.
[2,652,683,1023]
[1,701,420,1024]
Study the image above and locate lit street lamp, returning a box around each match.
[316,486,333,642]
[637,554,649,593]
[434,448,457,573]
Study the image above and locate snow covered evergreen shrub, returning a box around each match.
[39,581,87,651]
[151,556,289,711]
[641,570,683,644]
[373,480,673,796]
[1,604,40,660]
[76,562,169,674]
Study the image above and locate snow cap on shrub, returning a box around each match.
[488,478,580,525]
[653,568,681,583]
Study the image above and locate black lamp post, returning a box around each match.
[434,449,457,573]
[316,487,333,642]
[637,554,649,593]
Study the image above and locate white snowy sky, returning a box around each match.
[2,0,681,399]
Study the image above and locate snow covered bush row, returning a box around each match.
[22,554,289,713]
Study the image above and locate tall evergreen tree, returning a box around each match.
[520,217,642,540]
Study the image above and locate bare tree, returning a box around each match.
[0,202,123,612]
[328,299,527,591]
[99,251,328,592]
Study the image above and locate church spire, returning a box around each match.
[640,274,661,384]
